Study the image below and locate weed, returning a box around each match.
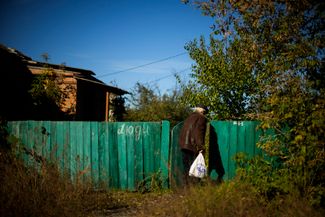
[136,181,325,217]
[0,137,127,217]
[137,170,164,193]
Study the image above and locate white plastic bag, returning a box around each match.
[189,153,207,178]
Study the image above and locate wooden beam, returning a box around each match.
[105,92,110,122]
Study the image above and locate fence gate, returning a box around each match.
[170,120,263,187]
[7,121,170,190]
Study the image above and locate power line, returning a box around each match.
[96,52,187,78]
[147,67,191,84]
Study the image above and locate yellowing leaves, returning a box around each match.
[294,135,303,143]
[284,112,293,119]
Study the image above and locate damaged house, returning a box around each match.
[0,45,128,121]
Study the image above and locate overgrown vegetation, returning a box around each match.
[28,54,66,120]
[1,1,324,215]
[137,182,324,217]
[124,82,191,127]
[181,0,325,207]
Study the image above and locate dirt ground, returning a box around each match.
[87,191,181,217]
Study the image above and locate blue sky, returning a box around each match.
[1,0,214,94]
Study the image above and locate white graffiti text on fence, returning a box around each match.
[117,124,149,141]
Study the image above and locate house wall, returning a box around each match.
[76,79,107,121]
[0,47,35,120]
[28,66,119,121]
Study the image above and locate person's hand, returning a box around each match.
[199,150,203,153]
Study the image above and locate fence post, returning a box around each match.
[160,120,170,188]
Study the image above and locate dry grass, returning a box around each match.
[0,150,129,217]
[0,148,323,217]
[135,182,325,217]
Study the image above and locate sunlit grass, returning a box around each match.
[1,146,323,217]
[0,149,130,217]
[136,181,325,217]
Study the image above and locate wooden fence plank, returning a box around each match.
[109,123,119,188]
[229,121,239,179]
[55,121,64,171]
[50,121,57,163]
[83,122,91,182]
[213,121,230,180]
[143,123,152,183]
[170,122,184,187]
[90,122,99,185]
[246,122,256,158]
[134,123,144,190]
[117,122,128,190]
[63,122,70,174]
[161,121,170,188]
[126,123,135,191]
[153,123,161,172]
[238,121,246,153]
[69,122,77,182]
[42,121,51,159]
[98,122,109,185]
[21,121,29,164]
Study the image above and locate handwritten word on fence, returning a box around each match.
[233,121,244,126]
[117,124,149,141]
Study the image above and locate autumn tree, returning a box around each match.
[183,0,324,204]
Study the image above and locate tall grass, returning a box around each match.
[0,145,128,217]
[136,181,325,217]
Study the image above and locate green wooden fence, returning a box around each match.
[209,121,263,180]
[7,121,170,190]
[8,120,268,189]
[170,120,264,186]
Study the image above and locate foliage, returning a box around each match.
[29,70,62,107]
[182,36,259,119]
[136,170,164,193]
[29,55,65,119]
[234,153,295,200]
[124,82,191,127]
[111,95,127,121]
[183,0,325,205]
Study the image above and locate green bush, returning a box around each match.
[234,153,296,199]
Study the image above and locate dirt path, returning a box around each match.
[88,191,180,217]
[92,207,138,217]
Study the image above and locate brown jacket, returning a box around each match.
[179,111,207,154]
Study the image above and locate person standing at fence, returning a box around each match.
[179,104,208,185]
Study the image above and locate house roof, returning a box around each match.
[3,45,129,95]
[26,59,95,76]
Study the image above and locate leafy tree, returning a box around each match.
[111,95,126,121]
[182,36,259,119]
[124,82,191,127]
[183,0,324,205]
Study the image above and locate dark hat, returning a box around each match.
[196,104,208,112]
